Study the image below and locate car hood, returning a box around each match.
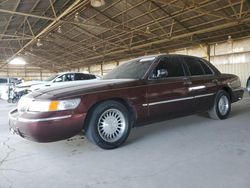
[17,81,46,88]
[29,79,140,99]
[30,78,99,91]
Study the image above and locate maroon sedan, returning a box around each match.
[9,54,244,149]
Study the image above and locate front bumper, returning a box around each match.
[9,108,86,142]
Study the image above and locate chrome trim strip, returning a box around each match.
[232,87,244,92]
[17,115,72,122]
[188,85,206,91]
[143,96,193,107]
[142,93,215,107]
[194,93,215,98]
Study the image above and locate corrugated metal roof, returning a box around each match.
[0,0,249,71]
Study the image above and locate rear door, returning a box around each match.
[146,56,193,121]
[183,56,217,112]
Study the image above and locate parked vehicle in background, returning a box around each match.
[29,72,98,91]
[7,72,98,103]
[9,54,244,149]
[8,84,28,103]
[0,77,22,100]
[247,76,250,94]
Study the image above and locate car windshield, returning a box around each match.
[44,74,59,82]
[103,57,156,79]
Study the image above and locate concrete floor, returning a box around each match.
[0,94,250,188]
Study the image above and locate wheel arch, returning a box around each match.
[220,87,233,101]
[83,97,137,130]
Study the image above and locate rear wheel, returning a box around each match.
[86,100,132,149]
[208,90,231,120]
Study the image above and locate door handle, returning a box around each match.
[183,79,192,85]
[188,85,206,92]
[212,79,218,84]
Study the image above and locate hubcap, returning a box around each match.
[218,95,229,116]
[97,109,126,143]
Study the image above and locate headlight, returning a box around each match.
[28,98,81,112]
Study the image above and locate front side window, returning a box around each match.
[63,73,74,81]
[184,57,204,76]
[150,56,185,79]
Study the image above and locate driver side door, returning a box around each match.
[146,56,193,121]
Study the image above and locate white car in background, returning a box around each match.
[29,72,98,91]
[11,72,98,98]
[0,77,22,100]
[6,72,98,103]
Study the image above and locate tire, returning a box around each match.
[208,90,231,120]
[12,98,18,104]
[85,100,132,149]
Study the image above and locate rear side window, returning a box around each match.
[184,57,204,76]
[199,60,213,75]
[75,73,96,80]
[0,78,7,84]
[151,56,185,78]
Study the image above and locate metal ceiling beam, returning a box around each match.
[0,37,33,41]
[0,0,21,40]
[239,0,245,19]
[0,0,87,69]
[0,8,54,20]
[51,1,249,63]
[228,0,239,18]
[61,0,215,56]
[0,8,144,37]
[71,16,250,66]
[0,33,32,38]
[49,0,57,18]
[77,0,244,58]
[153,0,234,21]
[29,0,63,36]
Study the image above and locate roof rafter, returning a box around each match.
[0,0,87,69]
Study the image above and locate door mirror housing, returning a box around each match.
[157,69,168,78]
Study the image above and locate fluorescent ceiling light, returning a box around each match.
[9,57,27,65]
[90,0,105,7]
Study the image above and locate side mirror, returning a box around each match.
[54,78,62,82]
[157,69,168,78]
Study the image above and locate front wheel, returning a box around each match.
[208,90,231,120]
[85,100,132,149]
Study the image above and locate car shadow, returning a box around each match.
[126,114,210,146]
[126,99,250,146]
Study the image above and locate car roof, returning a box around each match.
[56,72,95,76]
[133,54,204,61]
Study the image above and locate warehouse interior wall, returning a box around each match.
[81,37,250,88]
[1,37,249,87]
[0,64,54,81]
